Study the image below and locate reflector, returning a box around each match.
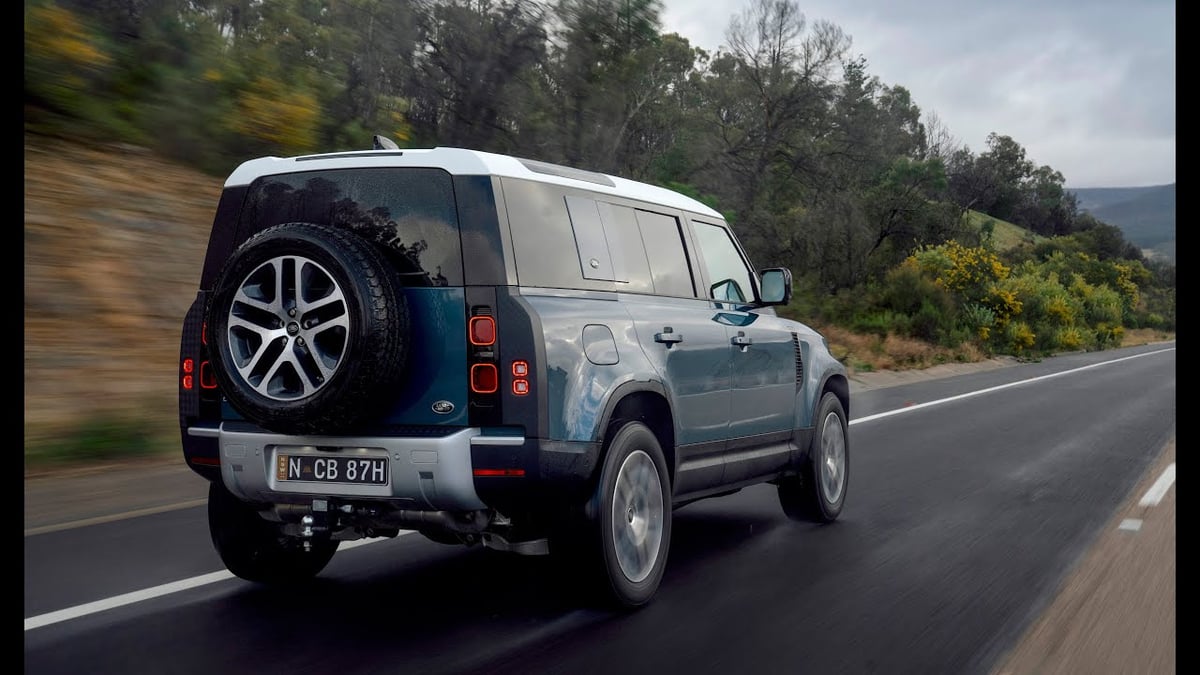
[472,468,525,477]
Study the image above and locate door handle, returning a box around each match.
[731,331,752,349]
[654,327,683,346]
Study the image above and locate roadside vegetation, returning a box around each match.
[24,0,1174,469]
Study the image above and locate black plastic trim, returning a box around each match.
[199,186,249,289]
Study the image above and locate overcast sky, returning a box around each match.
[659,0,1175,188]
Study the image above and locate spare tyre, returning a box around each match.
[205,222,410,435]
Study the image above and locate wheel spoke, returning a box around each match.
[819,410,846,504]
[610,448,664,583]
[225,254,348,402]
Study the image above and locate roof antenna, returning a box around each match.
[373,134,399,150]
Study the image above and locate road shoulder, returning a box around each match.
[992,436,1176,675]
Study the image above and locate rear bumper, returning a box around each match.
[184,423,601,513]
[195,424,514,511]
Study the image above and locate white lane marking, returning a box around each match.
[850,347,1174,426]
[1118,519,1143,532]
[23,534,406,631]
[1139,463,1176,507]
[25,499,209,537]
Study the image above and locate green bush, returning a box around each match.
[851,310,910,338]
[26,414,165,467]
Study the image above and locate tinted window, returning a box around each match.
[240,168,463,286]
[634,210,696,298]
[565,195,615,281]
[597,202,654,293]
[502,178,615,291]
[693,221,755,302]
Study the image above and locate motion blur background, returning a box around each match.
[24,0,1174,470]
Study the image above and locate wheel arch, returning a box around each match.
[595,381,676,488]
[819,372,850,421]
[805,372,849,461]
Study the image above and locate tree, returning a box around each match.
[408,0,548,151]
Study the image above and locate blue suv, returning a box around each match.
[179,141,850,607]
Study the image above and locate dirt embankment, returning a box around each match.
[24,138,223,449]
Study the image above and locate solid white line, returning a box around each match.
[850,347,1174,426]
[1139,463,1176,507]
[1118,519,1143,532]
[24,570,235,631]
[23,534,404,631]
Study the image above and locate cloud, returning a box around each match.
[659,0,1174,187]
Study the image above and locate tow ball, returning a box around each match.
[300,499,331,551]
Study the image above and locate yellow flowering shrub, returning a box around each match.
[230,77,320,155]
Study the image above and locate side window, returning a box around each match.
[565,195,615,281]
[596,202,654,293]
[634,210,696,298]
[692,221,755,303]
[501,178,614,291]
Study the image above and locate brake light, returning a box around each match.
[469,316,496,345]
[183,358,195,374]
[182,375,194,390]
[471,363,498,394]
[200,361,218,389]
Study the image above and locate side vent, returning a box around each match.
[790,332,804,390]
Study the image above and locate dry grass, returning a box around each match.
[816,321,1173,376]
[813,324,985,374]
[1120,327,1174,348]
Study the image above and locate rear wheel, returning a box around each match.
[208,482,339,584]
[779,392,848,523]
[558,421,672,608]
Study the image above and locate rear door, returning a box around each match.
[589,201,733,495]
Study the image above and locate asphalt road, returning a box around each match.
[23,343,1176,674]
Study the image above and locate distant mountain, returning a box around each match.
[1067,183,1175,263]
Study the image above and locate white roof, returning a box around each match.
[223,147,724,219]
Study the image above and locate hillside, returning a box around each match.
[1068,184,1175,262]
[965,210,1045,251]
[24,138,221,457]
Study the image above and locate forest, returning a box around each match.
[25,0,1176,366]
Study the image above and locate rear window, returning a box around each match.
[238,167,464,287]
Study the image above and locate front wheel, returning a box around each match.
[779,392,849,523]
[208,482,339,584]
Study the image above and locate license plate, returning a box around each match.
[276,454,389,485]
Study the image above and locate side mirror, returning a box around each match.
[758,268,792,306]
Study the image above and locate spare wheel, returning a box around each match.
[205,222,410,435]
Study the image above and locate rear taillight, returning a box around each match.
[185,320,219,396]
[469,316,496,346]
[468,306,500,422]
[200,361,218,389]
[511,360,529,396]
[471,363,498,394]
